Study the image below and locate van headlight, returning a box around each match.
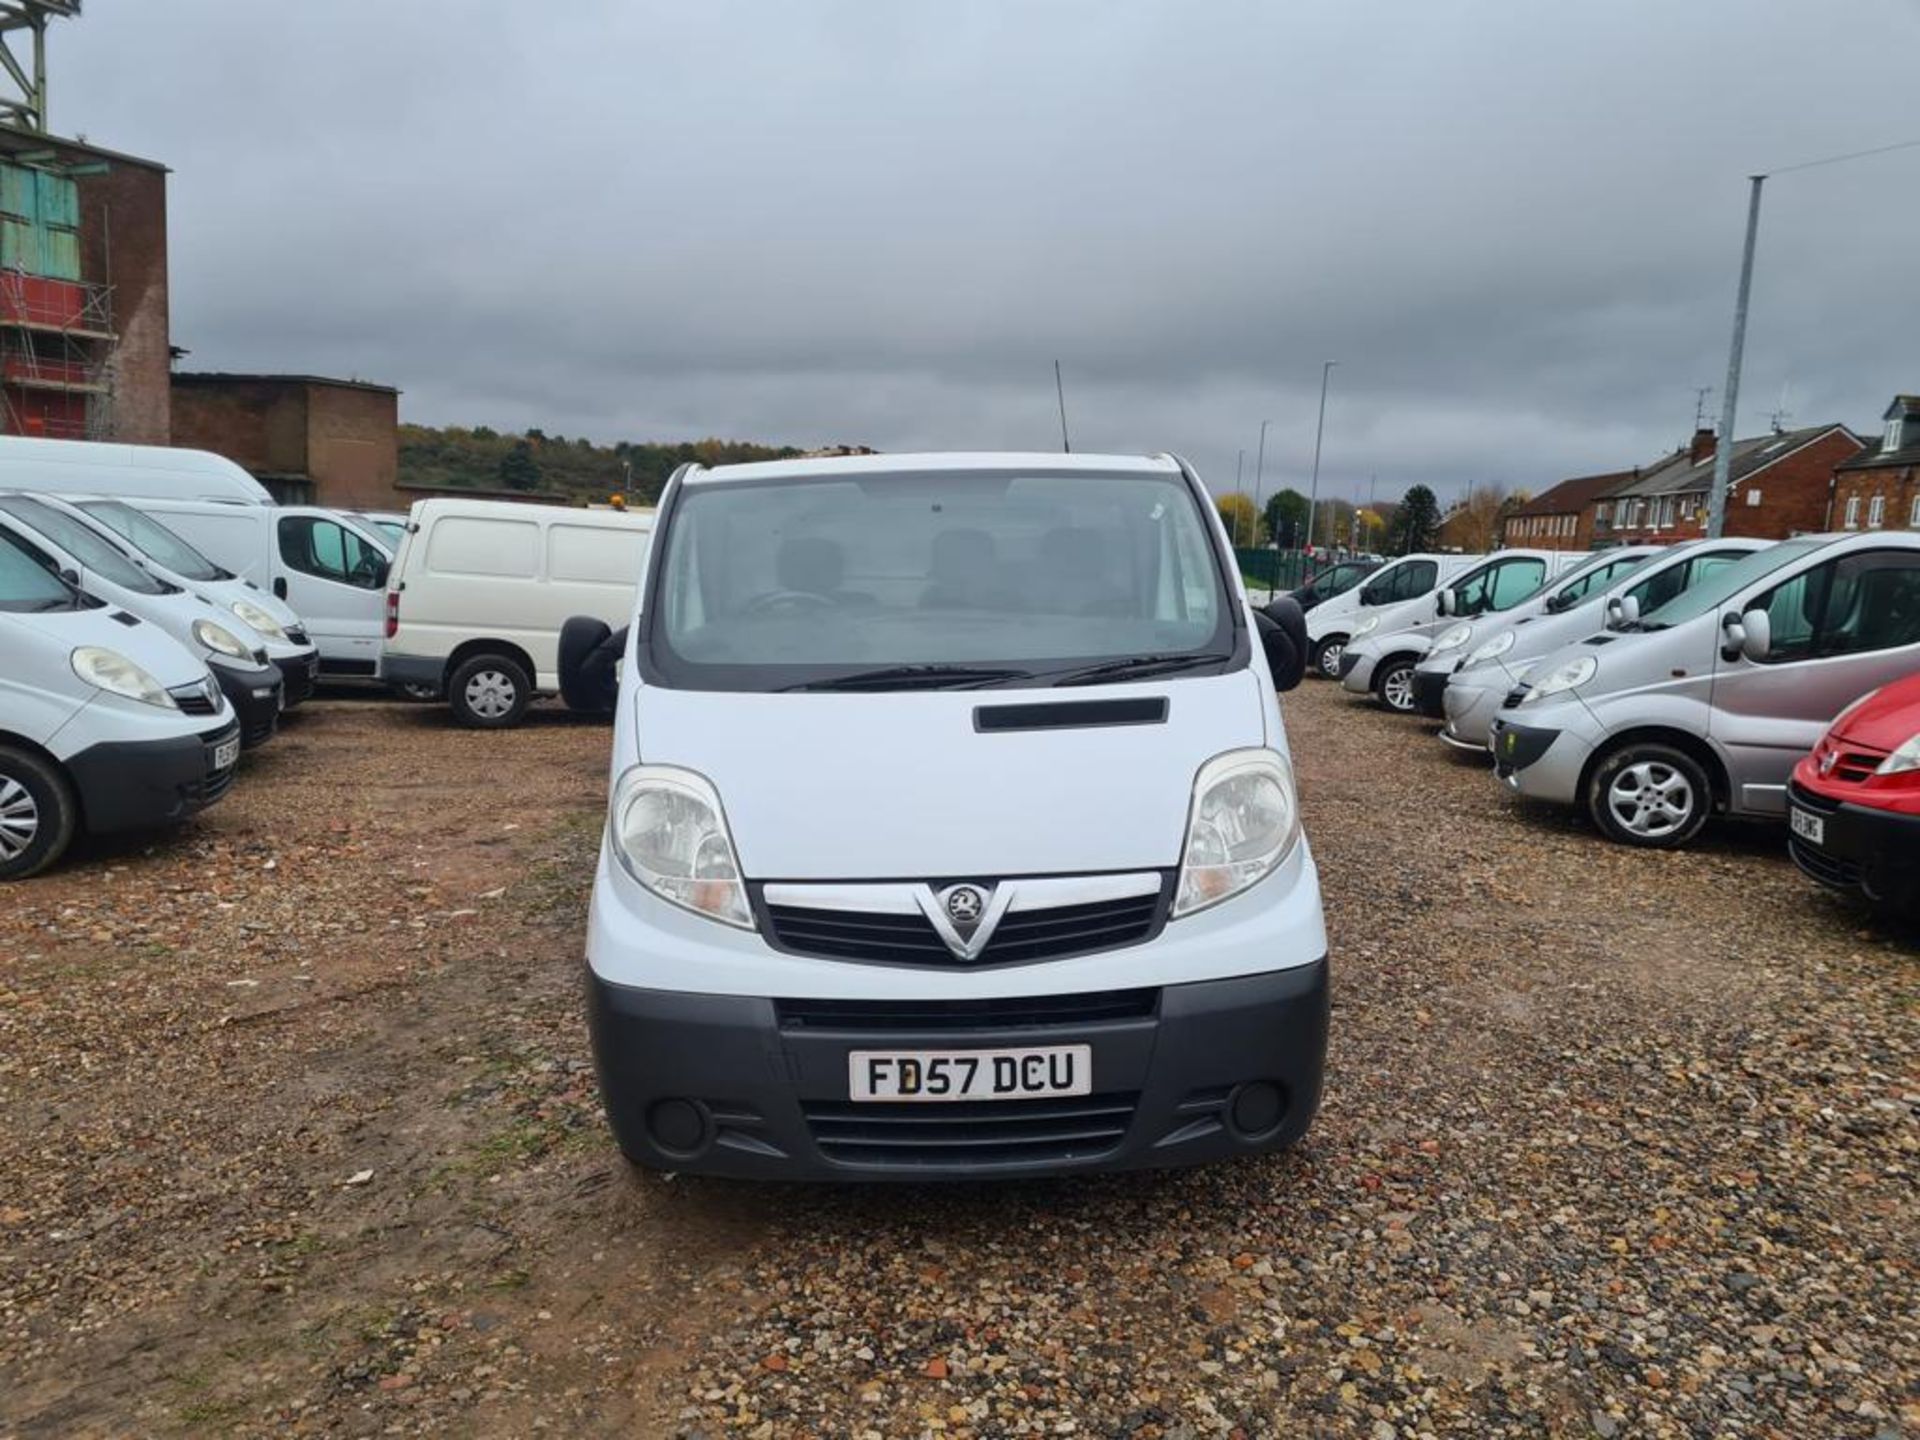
[608,765,754,929]
[1352,614,1382,638]
[1431,623,1474,655]
[1875,733,1920,776]
[191,619,252,660]
[1173,749,1300,917]
[1520,655,1597,705]
[1466,630,1516,666]
[71,646,176,708]
[229,599,288,643]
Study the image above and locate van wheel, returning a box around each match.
[0,746,78,881]
[449,653,532,729]
[1374,657,1418,713]
[1312,635,1348,679]
[1587,744,1711,848]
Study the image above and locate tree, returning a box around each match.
[1389,485,1441,554]
[1354,508,1386,549]
[1215,492,1266,546]
[498,439,541,491]
[1264,489,1310,548]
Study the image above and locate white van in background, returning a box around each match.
[0,434,273,504]
[120,498,393,680]
[1302,552,1480,678]
[382,498,655,727]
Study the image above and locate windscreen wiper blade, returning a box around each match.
[779,664,1034,692]
[1042,652,1233,688]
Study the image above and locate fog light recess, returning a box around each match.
[645,1098,711,1156]
[1228,1080,1287,1140]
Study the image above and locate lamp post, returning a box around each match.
[1252,419,1271,551]
[1306,361,1337,553]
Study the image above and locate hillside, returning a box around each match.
[397,425,806,505]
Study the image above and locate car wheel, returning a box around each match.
[1374,656,1418,713]
[0,745,78,882]
[448,653,532,729]
[1587,744,1712,849]
[1311,635,1348,679]
[390,681,442,703]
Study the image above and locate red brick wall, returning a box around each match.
[306,385,400,508]
[77,160,170,445]
[170,379,310,476]
[1502,512,1587,550]
[1831,463,1919,533]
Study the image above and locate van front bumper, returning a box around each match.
[64,719,242,835]
[211,659,284,748]
[1410,665,1452,717]
[1787,781,1920,913]
[587,960,1329,1181]
[273,649,320,709]
[1441,676,1505,750]
[1490,705,1596,806]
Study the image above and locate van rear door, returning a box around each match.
[273,509,391,675]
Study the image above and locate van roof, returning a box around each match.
[408,496,653,525]
[683,451,1183,486]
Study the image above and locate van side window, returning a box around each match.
[1453,558,1544,615]
[1390,560,1436,601]
[279,516,386,590]
[1748,565,1831,663]
[1814,551,1920,656]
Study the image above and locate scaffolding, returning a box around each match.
[0,2,80,135]
[0,263,112,437]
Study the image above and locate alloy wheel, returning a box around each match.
[1606,761,1695,839]
[0,775,40,861]
[1380,665,1416,712]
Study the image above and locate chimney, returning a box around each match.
[1689,427,1717,465]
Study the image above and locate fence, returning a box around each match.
[1233,547,1311,596]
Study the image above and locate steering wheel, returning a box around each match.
[744,589,835,613]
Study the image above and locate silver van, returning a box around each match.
[1407,546,1660,718]
[1490,532,1920,847]
[1337,548,1589,713]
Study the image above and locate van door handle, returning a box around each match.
[273,577,288,599]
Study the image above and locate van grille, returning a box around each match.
[801,1092,1139,1169]
[169,682,219,716]
[763,885,1167,968]
[1828,748,1887,785]
[1790,839,1859,887]
[775,989,1159,1032]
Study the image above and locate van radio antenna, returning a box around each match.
[1054,359,1072,453]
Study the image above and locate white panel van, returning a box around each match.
[120,499,393,680]
[381,498,655,727]
[0,434,273,504]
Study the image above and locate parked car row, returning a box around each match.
[1283,531,1920,917]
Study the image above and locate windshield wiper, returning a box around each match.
[1040,652,1234,688]
[778,663,1035,692]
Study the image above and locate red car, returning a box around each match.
[1787,672,1920,915]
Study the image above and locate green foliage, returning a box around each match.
[398,425,805,504]
[1264,489,1310,547]
[1215,491,1267,546]
[1388,484,1441,554]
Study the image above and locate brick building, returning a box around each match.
[170,373,401,507]
[1828,395,1919,533]
[1503,470,1636,551]
[1592,423,1862,546]
[0,129,169,444]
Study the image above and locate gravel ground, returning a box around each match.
[1,682,1914,1439]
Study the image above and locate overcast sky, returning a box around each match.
[54,1,1920,507]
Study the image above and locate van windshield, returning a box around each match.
[648,468,1236,691]
[77,500,228,582]
[1638,539,1821,629]
[0,528,81,611]
[0,497,171,596]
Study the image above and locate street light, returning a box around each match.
[1252,420,1272,548]
[1705,138,1920,538]
[1306,361,1337,553]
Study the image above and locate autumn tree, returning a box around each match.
[1215,492,1267,546]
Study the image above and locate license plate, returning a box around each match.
[1789,807,1824,845]
[212,737,240,771]
[848,1045,1092,1103]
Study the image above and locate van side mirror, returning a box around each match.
[1255,597,1308,693]
[1738,607,1771,662]
[558,615,628,714]
[1436,590,1454,617]
[1357,584,1381,606]
[60,567,80,586]
[1720,610,1748,660]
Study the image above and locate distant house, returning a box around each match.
[1503,470,1637,552]
[1593,423,1863,546]
[1828,395,1920,533]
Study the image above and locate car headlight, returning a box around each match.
[1875,733,1920,777]
[70,646,176,708]
[1465,630,1517,666]
[229,599,288,643]
[191,619,252,660]
[1431,623,1474,655]
[1520,655,1597,705]
[1173,748,1300,917]
[608,765,753,928]
[1353,614,1382,638]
